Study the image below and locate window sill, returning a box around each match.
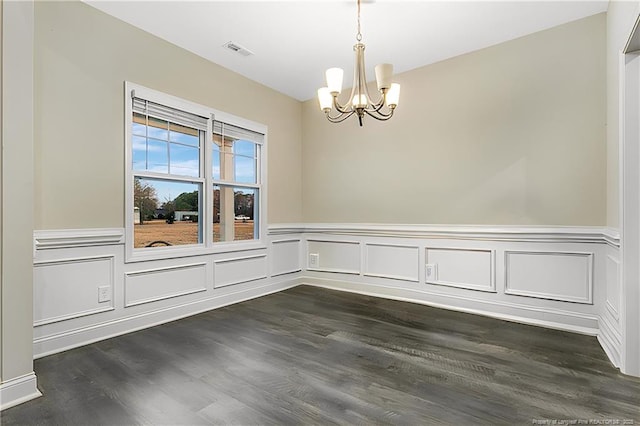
[125,240,267,263]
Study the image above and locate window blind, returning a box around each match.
[213,121,264,144]
[132,97,208,131]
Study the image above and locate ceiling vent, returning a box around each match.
[222,41,254,57]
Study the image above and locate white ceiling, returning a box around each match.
[85,1,608,101]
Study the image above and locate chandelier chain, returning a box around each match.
[356,0,362,42]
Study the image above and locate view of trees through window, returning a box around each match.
[133,180,257,248]
[133,177,202,248]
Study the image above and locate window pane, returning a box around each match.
[234,155,256,184]
[169,122,199,147]
[233,140,255,158]
[134,177,202,249]
[212,137,232,182]
[132,112,203,179]
[147,116,168,140]
[147,139,168,173]
[213,185,257,242]
[132,136,147,170]
[212,137,257,184]
[169,143,199,177]
[212,144,221,180]
[132,113,146,136]
[234,188,257,241]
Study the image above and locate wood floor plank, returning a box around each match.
[2,285,639,425]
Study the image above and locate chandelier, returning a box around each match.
[317,0,400,127]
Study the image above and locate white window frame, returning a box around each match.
[125,82,267,263]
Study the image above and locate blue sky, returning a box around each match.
[133,119,257,204]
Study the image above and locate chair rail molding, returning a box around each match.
[270,223,617,244]
[34,228,125,250]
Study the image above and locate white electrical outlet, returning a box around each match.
[98,286,111,303]
[309,253,320,268]
[425,264,438,281]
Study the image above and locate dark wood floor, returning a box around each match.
[2,285,639,425]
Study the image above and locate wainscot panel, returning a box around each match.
[34,256,115,325]
[214,254,268,288]
[605,254,621,321]
[364,243,419,282]
[124,263,207,307]
[505,251,593,304]
[306,239,360,274]
[271,239,302,276]
[425,247,495,292]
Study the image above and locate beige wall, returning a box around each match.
[34,1,302,229]
[302,14,606,226]
[606,1,640,229]
[35,4,609,229]
[2,0,35,382]
[1,0,4,382]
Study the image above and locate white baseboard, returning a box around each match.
[0,373,41,411]
[34,277,301,358]
[302,277,599,335]
[598,314,622,368]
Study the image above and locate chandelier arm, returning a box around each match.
[363,108,395,121]
[326,110,356,123]
[365,93,387,112]
[356,44,372,105]
[346,46,360,110]
[332,96,353,114]
[377,107,395,118]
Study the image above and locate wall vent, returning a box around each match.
[222,41,254,57]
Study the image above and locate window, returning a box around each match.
[125,83,266,260]
[212,122,262,242]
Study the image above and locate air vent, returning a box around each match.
[222,41,254,57]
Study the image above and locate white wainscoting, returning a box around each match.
[124,263,207,307]
[271,239,302,277]
[34,255,115,326]
[278,224,613,338]
[425,247,495,292]
[504,251,593,304]
[605,254,621,322]
[32,229,302,358]
[31,225,627,377]
[214,253,268,288]
[364,243,419,282]
[599,312,622,368]
[598,241,622,369]
[307,239,360,274]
